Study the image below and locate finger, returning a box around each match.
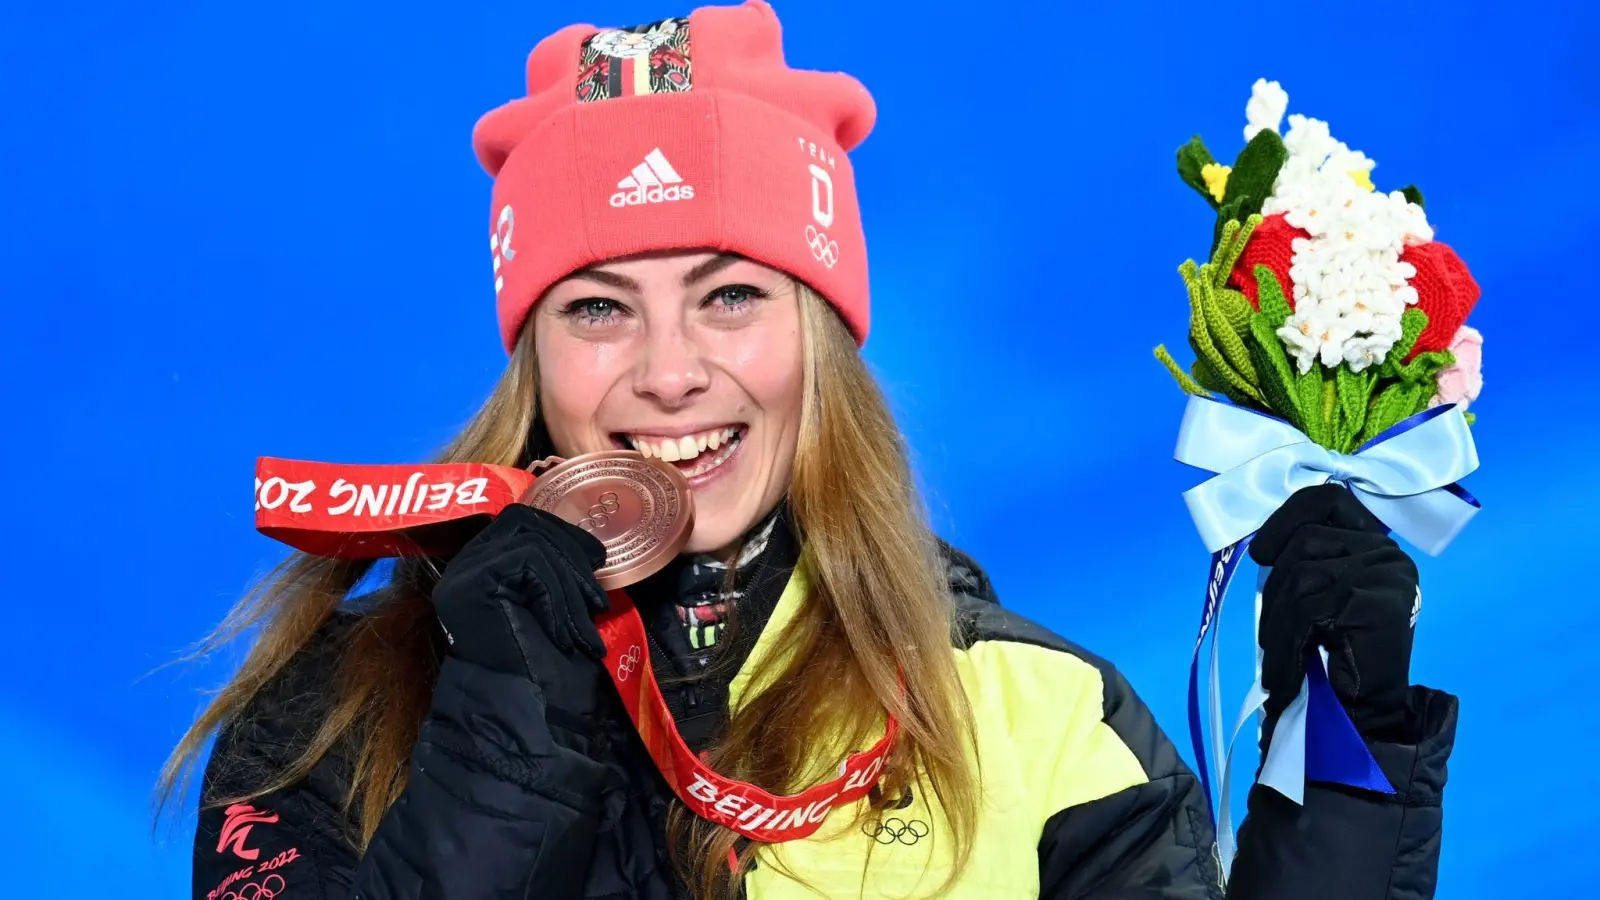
[1261,555,1350,625]
[1262,523,1376,572]
[533,528,613,656]
[1259,559,1348,697]
[1259,524,1391,617]
[529,507,610,572]
[449,504,543,572]
[521,561,575,656]
[1347,545,1419,605]
[532,519,613,617]
[1250,484,1387,566]
[539,549,608,660]
[568,595,608,660]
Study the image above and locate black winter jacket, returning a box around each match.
[192,523,1456,899]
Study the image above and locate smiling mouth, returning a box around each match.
[614,426,747,479]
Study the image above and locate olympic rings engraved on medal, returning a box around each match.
[578,491,622,532]
[530,458,679,565]
[861,816,930,846]
[805,225,839,269]
[615,644,643,682]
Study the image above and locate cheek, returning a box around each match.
[725,326,805,423]
[535,336,616,449]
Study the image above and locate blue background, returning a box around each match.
[2,1,1594,896]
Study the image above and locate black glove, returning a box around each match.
[1249,484,1420,743]
[432,503,612,742]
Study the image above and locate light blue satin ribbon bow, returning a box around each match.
[1176,396,1481,556]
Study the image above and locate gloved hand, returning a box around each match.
[432,503,612,741]
[1249,484,1421,743]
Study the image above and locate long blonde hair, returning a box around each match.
[159,283,979,897]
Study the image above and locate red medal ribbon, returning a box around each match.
[595,589,896,839]
[597,589,897,842]
[252,456,898,842]
[253,457,533,558]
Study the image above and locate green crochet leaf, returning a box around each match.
[1193,274,1258,385]
[1154,344,1213,398]
[1212,200,1247,259]
[1185,262,1266,407]
[1380,309,1429,376]
[1249,311,1305,431]
[1178,136,1220,207]
[1210,219,1242,270]
[1361,382,1424,444]
[1225,129,1289,220]
[1254,266,1294,329]
[1397,349,1456,387]
[1213,285,1255,345]
[1191,356,1231,394]
[1295,362,1327,446]
[1400,184,1425,210]
[1323,373,1339,446]
[1193,355,1261,408]
[1464,411,1477,426]
[1213,215,1262,286]
[1335,365,1375,452]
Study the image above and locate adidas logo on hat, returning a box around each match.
[609,148,696,207]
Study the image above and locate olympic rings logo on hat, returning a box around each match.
[861,817,930,846]
[805,225,839,269]
[616,644,643,682]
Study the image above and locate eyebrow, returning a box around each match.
[680,253,740,286]
[569,254,743,293]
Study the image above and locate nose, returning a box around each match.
[631,320,710,407]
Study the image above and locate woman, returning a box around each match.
[167,2,1458,898]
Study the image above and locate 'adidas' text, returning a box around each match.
[610,148,695,208]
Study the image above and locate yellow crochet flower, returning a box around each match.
[1202,163,1232,203]
[1348,169,1374,191]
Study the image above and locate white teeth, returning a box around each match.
[625,427,742,463]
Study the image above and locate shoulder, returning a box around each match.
[936,541,1185,786]
[937,536,1116,697]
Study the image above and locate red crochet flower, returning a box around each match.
[1399,241,1480,358]
[1227,213,1308,310]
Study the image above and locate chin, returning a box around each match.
[681,494,777,558]
[682,520,745,557]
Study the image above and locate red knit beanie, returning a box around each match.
[472,0,877,353]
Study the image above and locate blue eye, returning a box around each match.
[562,298,624,326]
[706,284,766,313]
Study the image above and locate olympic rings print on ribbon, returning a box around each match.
[615,644,642,683]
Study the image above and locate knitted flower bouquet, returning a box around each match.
[1158,82,1487,875]
[1156,79,1484,449]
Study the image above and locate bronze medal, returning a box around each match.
[519,450,694,589]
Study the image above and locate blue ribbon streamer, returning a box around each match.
[1185,541,1248,819]
[1174,396,1480,877]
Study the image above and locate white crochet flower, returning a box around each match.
[1247,84,1434,373]
[1245,79,1289,141]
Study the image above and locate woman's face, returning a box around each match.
[533,251,804,556]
